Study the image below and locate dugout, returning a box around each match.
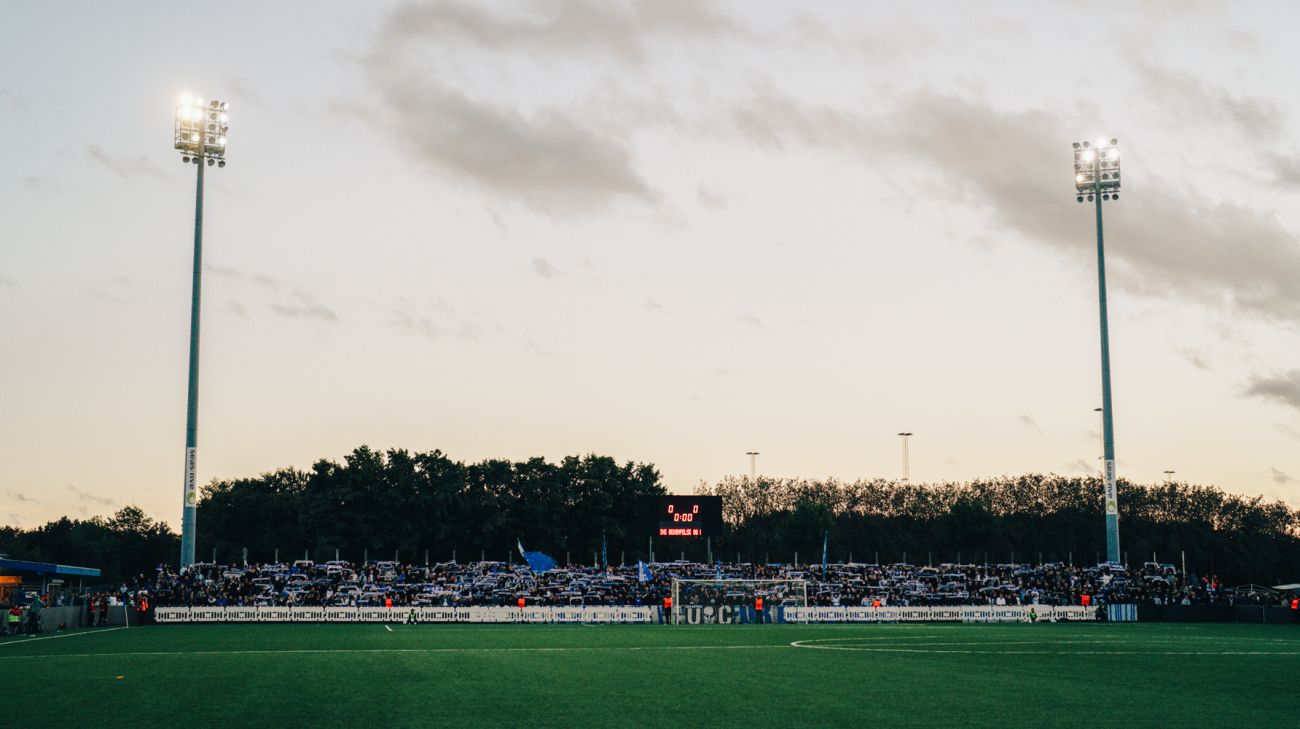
[0,557,102,607]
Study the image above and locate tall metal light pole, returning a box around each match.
[1163,470,1175,484]
[174,94,229,567]
[745,452,759,480]
[1073,138,1121,565]
[897,432,913,483]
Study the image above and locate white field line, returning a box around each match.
[384,625,393,632]
[788,638,1300,656]
[0,644,792,660]
[0,627,125,648]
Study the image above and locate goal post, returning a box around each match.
[670,578,808,625]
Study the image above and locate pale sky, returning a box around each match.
[3,0,1299,529]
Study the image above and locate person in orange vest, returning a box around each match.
[384,596,393,609]
[662,595,672,623]
[1081,594,1091,607]
[1290,596,1298,623]
[517,597,526,611]
[871,598,881,609]
[754,595,765,624]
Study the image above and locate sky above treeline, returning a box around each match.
[2,0,1299,529]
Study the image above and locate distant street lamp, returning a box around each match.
[174,94,230,567]
[1163,470,1175,484]
[745,452,760,480]
[897,433,913,483]
[1074,137,1122,564]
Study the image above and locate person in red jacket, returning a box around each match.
[754,596,765,624]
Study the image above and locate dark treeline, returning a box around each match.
[694,474,1300,585]
[5,448,1297,586]
[197,446,665,565]
[0,506,178,584]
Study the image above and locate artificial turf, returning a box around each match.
[2,621,1297,727]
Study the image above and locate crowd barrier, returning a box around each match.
[153,604,1095,624]
[153,605,659,624]
[782,605,1096,623]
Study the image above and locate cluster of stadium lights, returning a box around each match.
[174,94,229,167]
[1073,138,1119,202]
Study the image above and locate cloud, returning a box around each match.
[1132,60,1284,142]
[379,0,739,63]
[358,2,685,212]
[1275,423,1300,442]
[205,264,282,292]
[3,489,38,504]
[0,275,15,288]
[644,298,664,312]
[734,312,764,328]
[227,77,264,110]
[389,308,438,341]
[729,88,1300,323]
[361,69,658,212]
[270,291,339,323]
[1271,467,1296,485]
[67,485,116,507]
[1244,371,1300,412]
[697,185,728,210]
[1178,348,1211,371]
[1065,459,1096,475]
[224,300,250,319]
[531,257,561,278]
[1018,415,1044,434]
[86,144,163,180]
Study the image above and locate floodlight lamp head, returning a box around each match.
[174,93,229,162]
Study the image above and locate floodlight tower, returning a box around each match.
[1073,138,1121,565]
[173,94,229,567]
[897,432,913,483]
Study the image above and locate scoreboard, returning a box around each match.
[639,495,723,538]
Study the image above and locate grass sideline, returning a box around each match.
[3,622,1297,727]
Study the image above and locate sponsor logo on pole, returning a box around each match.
[1104,459,1117,514]
[185,447,198,507]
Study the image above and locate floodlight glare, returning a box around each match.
[1081,149,1094,162]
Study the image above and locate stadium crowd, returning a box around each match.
[117,558,1269,609]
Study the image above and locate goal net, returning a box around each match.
[670,578,808,625]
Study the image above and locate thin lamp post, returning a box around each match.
[174,94,229,567]
[897,432,913,483]
[1073,138,1121,564]
[1163,470,1175,484]
[746,451,759,480]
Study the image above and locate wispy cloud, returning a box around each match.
[67,484,116,507]
[1019,415,1044,435]
[734,312,764,328]
[1244,371,1300,412]
[86,144,163,180]
[379,0,740,64]
[1065,459,1096,475]
[3,489,39,504]
[270,291,338,323]
[531,257,561,278]
[205,264,282,292]
[1270,467,1295,485]
[1275,423,1300,442]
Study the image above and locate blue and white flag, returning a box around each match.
[637,560,652,583]
[517,539,557,574]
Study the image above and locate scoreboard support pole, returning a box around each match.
[707,537,712,564]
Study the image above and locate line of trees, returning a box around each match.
[5,446,1297,586]
[0,506,178,584]
[693,474,1300,585]
[196,446,665,565]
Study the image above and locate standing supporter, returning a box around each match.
[98,595,109,626]
[754,595,765,624]
[26,598,42,634]
[5,605,20,636]
[87,595,97,627]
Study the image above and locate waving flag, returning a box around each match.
[637,561,652,583]
[517,539,558,574]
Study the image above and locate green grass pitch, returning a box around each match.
[3,622,1297,727]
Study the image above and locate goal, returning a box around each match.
[670,578,808,625]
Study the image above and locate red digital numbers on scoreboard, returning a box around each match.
[648,497,721,538]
